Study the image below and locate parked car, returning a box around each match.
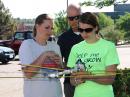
[0,46,15,64]
[0,31,33,55]
[10,31,33,55]
[0,31,55,56]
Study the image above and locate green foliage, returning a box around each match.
[115,12,130,40]
[97,13,123,44]
[98,13,114,29]
[54,10,69,36]
[80,0,128,8]
[100,25,123,44]
[116,12,130,32]
[113,69,130,97]
[0,0,16,39]
[124,32,130,41]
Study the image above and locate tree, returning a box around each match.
[0,0,16,39]
[80,0,128,8]
[100,25,124,44]
[54,10,69,36]
[95,13,123,44]
[98,13,114,29]
[115,12,130,40]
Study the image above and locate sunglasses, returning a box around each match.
[67,15,79,21]
[78,28,94,33]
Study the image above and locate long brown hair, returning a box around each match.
[33,14,51,37]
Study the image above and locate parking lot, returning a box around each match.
[0,60,23,97]
[0,45,130,97]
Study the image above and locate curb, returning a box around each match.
[116,45,130,48]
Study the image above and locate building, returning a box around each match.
[105,4,130,19]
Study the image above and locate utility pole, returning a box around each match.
[67,0,69,9]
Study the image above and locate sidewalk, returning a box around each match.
[116,44,130,48]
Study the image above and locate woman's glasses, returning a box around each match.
[67,15,79,21]
[78,28,94,33]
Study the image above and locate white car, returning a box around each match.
[0,46,15,64]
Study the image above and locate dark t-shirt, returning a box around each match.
[57,28,83,83]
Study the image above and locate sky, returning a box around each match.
[2,0,130,19]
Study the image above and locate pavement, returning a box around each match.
[116,44,130,48]
[0,44,130,97]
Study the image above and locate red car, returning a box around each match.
[0,31,33,55]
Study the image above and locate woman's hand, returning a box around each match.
[50,54,62,66]
[41,51,62,68]
[41,51,56,58]
[70,71,87,86]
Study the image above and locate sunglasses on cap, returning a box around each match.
[67,15,79,21]
[78,28,94,33]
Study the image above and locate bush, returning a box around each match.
[113,68,130,97]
